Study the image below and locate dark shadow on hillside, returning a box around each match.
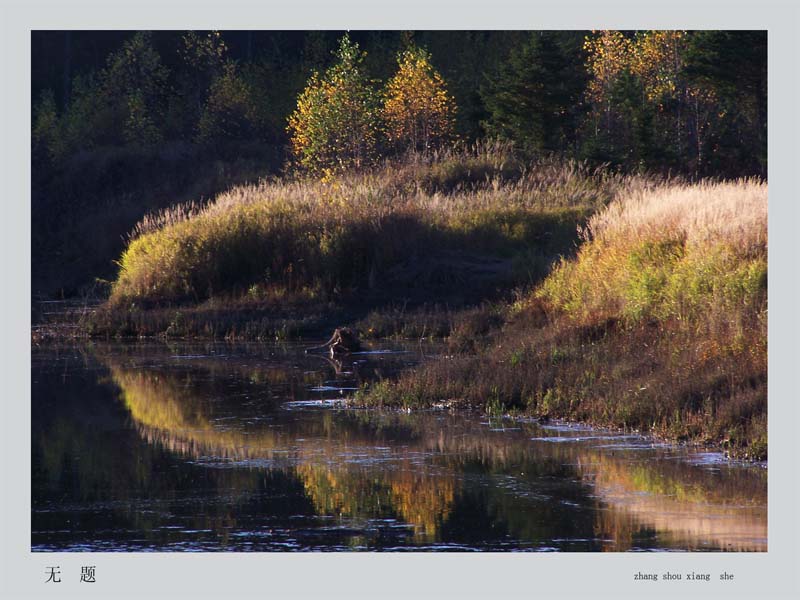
[32,142,283,298]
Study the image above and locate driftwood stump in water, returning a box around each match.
[305,327,363,357]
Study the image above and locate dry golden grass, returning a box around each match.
[587,179,767,252]
[538,179,768,324]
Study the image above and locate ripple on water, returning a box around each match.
[538,434,635,441]
[308,386,358,392]
[282,399,350,409]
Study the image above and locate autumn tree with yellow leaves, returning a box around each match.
[627,31,718,169]
[382,45,455,154]
[287,34,381,175]
[584,29,630,133]
[32,30,766,179]
[583,30,721,174]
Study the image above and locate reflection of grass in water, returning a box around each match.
[111,360,350,456]
[582,451,766,506]
[111,362,459,541]
[112,362,462,541]
[32,367,279,547]
[115,368,211,432]
[108,359,766,550]
[111,366,286,460]
[577,452,767,551]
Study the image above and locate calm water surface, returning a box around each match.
[31,342,767,551]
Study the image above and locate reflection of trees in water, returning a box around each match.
[102,352,767,550]
[295,463,456,543]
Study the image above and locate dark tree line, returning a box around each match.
[32,30,766,178]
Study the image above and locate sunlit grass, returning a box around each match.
[537,179,767,325]
[358,180,768,458]
[109,144,639,307]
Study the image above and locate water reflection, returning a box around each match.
[580,450,766,551]
[31,343,766,551]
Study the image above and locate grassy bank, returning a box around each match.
[90,145,637,338]
[356,180,768,459]
[78,150,766,456]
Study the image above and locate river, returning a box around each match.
[31,341,767,551]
